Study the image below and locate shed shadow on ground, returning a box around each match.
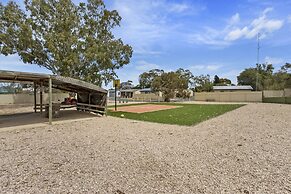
[0,109,97,129]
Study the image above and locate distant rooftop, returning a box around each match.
[213,85,253,90]
[139,88,152,92]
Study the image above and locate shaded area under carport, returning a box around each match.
[0,70,108,125]
[0,109,97,130]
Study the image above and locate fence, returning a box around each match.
[0,93,69,105]
[262,89,291,104]
[194,91,262,102]
[133,93,164,102]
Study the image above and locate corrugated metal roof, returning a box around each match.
[213,85,253,90]
[0,70,107,94]
[120,89,138,92]
[139,88,152,92]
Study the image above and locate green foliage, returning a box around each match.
[175,68,195,88]
[151,72,188,102]
[279,63,291,88]
[237,63,291,90]
[213,75,231,86]
[108,103,244,126]
[237,67,257,90]
[138,69,164,88]
[193,74,213,92]
[0,0,133,86]
[120,80,134,89]
[0,83,22,93]
[214,75,220,85]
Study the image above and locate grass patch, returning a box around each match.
[263,97,291,104]
[107,103,244,126]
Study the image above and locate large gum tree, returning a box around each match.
[0,0,133,86]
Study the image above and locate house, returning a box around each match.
[108,89,121,98]
[139,88,152,94]
[213,85,253,92]
[108,89,140,98]
[120,89,138,98]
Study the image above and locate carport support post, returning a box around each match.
[115,84,117,111]
[40,82,43,115]
[34,82,37,113]
[49,77,52,125]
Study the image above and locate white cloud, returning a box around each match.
[264,56,284,65]
[288,15,291,23]
[219,69,242,85]
[190,65,204,70]
[189,64,240,84]
[190,64,222,71]
[225,27,249,41]
[188,27,231,47]
[206,65,221,71]
[189,7,284,46]
[169,3,189,13]
[225,7,283,41]
[229,13,240,25]
[135,60,160,71]
[111,0,205,54]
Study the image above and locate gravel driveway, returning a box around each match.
[0,103,290,193]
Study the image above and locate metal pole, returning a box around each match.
[115,84,117,111]
[105,94,108,116]
[256,33,260,91]
[49,77,52,125]
[40,82,43,114]
[34,82,37,113]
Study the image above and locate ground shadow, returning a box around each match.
[0,109,97,129]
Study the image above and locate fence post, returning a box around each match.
[283,89,287,104]
[48,77,52,125]
[34,82,37,113]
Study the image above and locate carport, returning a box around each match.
[0,70,107,125]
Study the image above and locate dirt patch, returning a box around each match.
[111,104,180,113]
[0,105,33,115]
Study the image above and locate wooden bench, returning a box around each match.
[76,103,106,115]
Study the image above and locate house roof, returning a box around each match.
[213,85,253,90]
[0,70,107,94]
[120,89,138,92]
[139,88,152,92]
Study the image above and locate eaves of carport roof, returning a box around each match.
[0,69,50,82]
[0,70,107,94]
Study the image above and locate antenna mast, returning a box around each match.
[256,33,261,91]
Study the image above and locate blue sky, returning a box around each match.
[1,0,291,87]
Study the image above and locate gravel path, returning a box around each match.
[0,103,290,193]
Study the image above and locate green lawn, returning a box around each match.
[107,103,244,126]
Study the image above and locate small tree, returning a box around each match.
[151,72,188,102]
[193,74,213,92]
[237,68,258,90]
[138,69,164,88]
[176,68,195,88]
[213,75,220,85]
[237,63,275,90]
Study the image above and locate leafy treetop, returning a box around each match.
[0,0,133,86]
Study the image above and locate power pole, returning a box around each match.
[256,33,261,91]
